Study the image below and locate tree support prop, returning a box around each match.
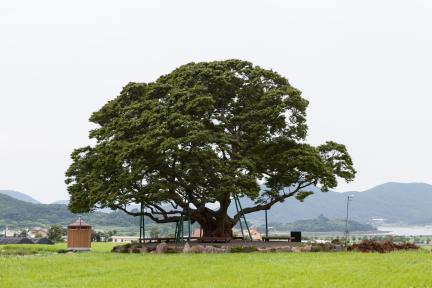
[265,209,269,238]
[234,196,252,241]
[139,203,145,244]
[175,215,184,243]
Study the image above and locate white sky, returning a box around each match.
[1,0,431,203]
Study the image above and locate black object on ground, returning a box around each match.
[0,237,35,244]
[291,231,302,242]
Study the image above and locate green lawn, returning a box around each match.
[0,244,431,288]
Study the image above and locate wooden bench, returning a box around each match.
[198,237,232,243]
[198,236,245,243]
[142,237,176,243]
[142,236,245,243]
[262,236,295,242]
[147,237,205,243]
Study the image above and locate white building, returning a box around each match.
[0,226,19,237]
[28,227,49,238]
[111,236,140,243]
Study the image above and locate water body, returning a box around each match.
[377,226,432,236]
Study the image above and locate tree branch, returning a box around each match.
[232,181,312,222]
[113,204,181,223]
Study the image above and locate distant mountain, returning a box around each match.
[51,200,69,205]
[0,193,140,229]
[231,182,432,225]
[49,199,140,214]
[49,200,135,214]
[257,215,377,232]
[0,190,40,204]
[2,182,432,229]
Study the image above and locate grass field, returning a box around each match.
[1,243,431,288]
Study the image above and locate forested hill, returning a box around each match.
[234,182,432,225]
[2,182,432,228]
[257,215,377,233]
[0,194,139,229]
[0,190,40,204]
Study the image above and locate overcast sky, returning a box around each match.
[1,0,431,203]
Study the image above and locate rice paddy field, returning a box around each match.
[1,243,431,288]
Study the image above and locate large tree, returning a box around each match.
[65,60,356,237]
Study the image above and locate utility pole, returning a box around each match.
[344,195,353,246]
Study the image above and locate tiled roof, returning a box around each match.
[68,218,91,227]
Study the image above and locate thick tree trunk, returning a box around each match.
[198,215,235,237]
[194,194,236,238]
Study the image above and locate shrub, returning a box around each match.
[112,244,131,253]
[348,240,419,253]
[230,246,257,253]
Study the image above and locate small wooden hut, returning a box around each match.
[67,217,91,251]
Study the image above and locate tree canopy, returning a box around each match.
[65,60,356,237]
[48,224,66,242]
